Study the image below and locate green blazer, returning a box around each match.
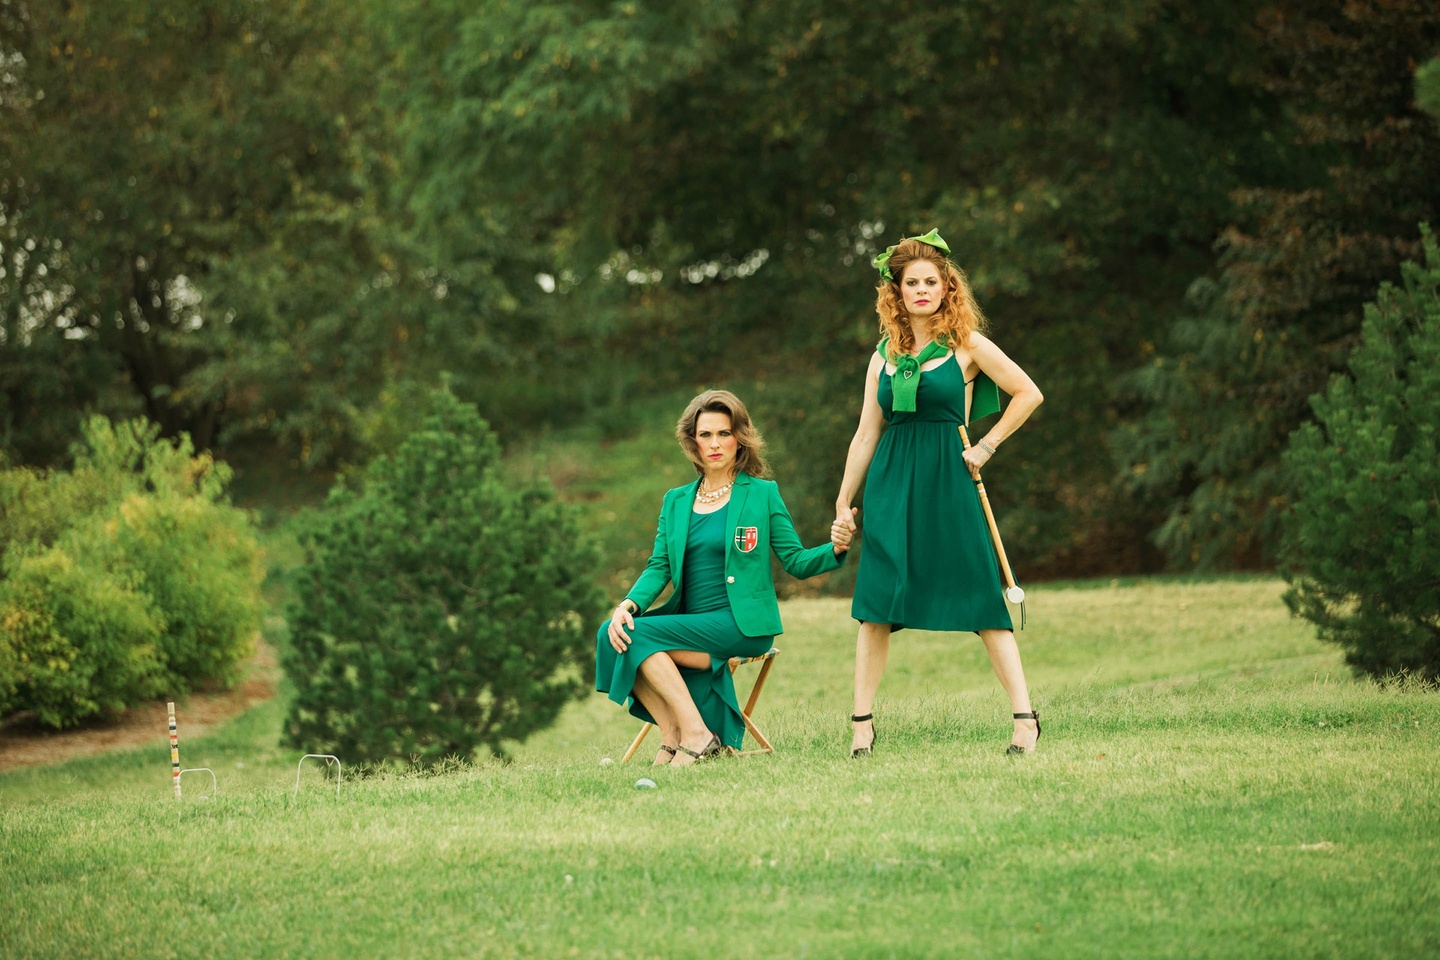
[624,472,846,638]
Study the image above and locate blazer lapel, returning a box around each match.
[668,478,700,585]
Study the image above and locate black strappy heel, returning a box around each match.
[653,744,677,766]
[674,733,721,764]
[850,713,876,759]
[1006,711,1041,755]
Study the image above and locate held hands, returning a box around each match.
[607,601,636,653]
[831,506,859,554]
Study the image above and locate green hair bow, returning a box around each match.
[872,228,951,281]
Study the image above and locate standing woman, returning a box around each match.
[597,390,853,767]
[834,229,1044,757]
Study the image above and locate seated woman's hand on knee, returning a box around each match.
[608,603,636,652]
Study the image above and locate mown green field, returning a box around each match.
[3,578,1437,959]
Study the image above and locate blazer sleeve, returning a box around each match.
[624,496,674,612]
[767,483,846,580]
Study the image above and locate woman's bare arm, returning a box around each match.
[834,351,888,523]
[960,332,1043,476]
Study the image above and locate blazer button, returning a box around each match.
[726,576,735,584]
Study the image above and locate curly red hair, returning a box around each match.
[874,237,988,358]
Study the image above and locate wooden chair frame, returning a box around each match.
[620,648,780,762]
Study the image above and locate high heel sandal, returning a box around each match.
[1006,711,1041,756]
[674,733,722,764]
[653,744,677,766]
[850,713,876,759]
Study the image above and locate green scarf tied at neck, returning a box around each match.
[885,337,952,413]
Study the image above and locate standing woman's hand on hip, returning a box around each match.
[608,602,636,653]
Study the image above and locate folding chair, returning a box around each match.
[620,647,780,762]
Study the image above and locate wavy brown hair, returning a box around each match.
[674,389,771,479]
[874,236,989,359]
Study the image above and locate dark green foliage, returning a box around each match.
[283,389,605,763]
[1418,56,1440,119]
[0,0,457,469]
[1280,227,1440,681]
[386,0,1290,578]
[0,417,264,727]
[6,0,1440,585]
[1118,1,1440,568]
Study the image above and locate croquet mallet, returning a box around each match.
[958,424,1025,604]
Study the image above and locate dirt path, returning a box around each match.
[0,639,280,772]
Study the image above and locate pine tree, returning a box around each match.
[1280,226,1440,680]
[283,389,605,762]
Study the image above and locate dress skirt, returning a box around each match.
[595,608,773,751]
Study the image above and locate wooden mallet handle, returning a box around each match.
[958,425,1025,604]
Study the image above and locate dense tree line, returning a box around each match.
[3,1,1438,578]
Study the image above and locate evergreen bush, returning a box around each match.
[283,389,605,763]
[1280,225,1440,681]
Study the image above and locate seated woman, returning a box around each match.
[596,389,854,767]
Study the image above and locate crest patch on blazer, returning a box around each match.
[733,526,759,553]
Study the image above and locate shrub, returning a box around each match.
[0,417,265,726]
[283,388,605,763]
[87,494,264,691]
[1280,225,1440,681]
[0,456,110,571]
[0,549,166,728]
[0,607,17,717]
[0,416,233,566]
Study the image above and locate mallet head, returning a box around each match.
[1006,586,1026,604]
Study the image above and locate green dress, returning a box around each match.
[851,351,1014,632]
[594,508,772,750]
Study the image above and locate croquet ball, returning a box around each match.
[634,778,657,790]
[599,757,614,767]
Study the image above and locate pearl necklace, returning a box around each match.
[695,480,734,505]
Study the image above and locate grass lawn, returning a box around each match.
[2,577,1438,959]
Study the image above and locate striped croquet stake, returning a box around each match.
[168,701,181,799]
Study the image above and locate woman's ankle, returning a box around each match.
[678,727,712,747]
